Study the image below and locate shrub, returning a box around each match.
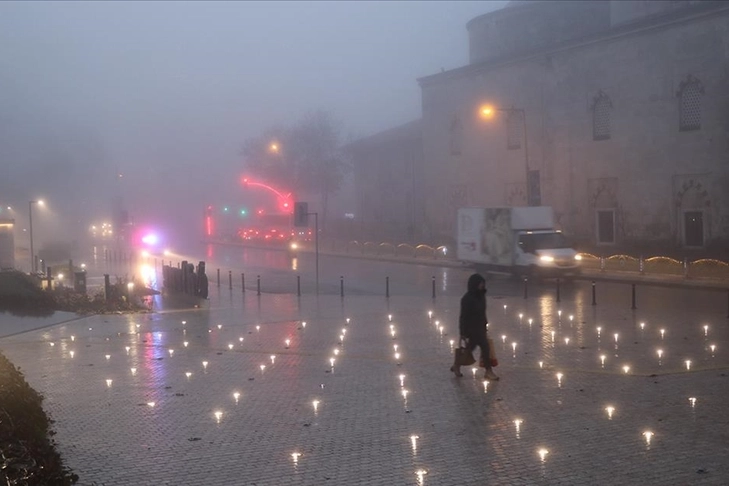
[0,352,78,485]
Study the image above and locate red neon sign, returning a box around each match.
[241,176,293,213]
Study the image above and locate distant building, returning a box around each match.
[416,0,729,252]
[346,120,425,242]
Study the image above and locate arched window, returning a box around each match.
[592,91,612,141]
[677,75,704,132]
[449,115,462,156]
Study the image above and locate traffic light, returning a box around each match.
[294,202,308,227]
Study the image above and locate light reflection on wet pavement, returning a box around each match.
[1,270,728,485]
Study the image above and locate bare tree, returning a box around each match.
[240,111,350,231]
[287,110,349,231]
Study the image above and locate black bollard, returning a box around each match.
[556,278,561,303]
[241,273,245,293]
[432,276,436,299]
[523,277,528,299]
[726,289,729,319]
[228,270,232,290]
[217,268,220,287]
[631,283,637,310]
[591,281,597,306]
[386,276,390,299]
[340,276,344,298]
[297,275,301,297]
[257,275,261,296]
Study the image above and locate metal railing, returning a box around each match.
[326,240,729,280]
[579,253,729,280]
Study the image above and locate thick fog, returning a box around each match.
[0,1,504,248]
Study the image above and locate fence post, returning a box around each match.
[257,275,261,296]
[523,277,528,299]
[591,281,597,306]
[217,269,220,287]
[386,276,390,299]
[431,276,436,299]
[340,276,344,298]
[631,283,637,310]
[228,270,232,290]
[241,273,245,293]
[297,275,301,297]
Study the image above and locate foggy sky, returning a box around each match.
[0,0,505,243]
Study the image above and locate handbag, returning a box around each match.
[479,337,499,368]
[454,340,476,366]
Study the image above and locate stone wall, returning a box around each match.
[419,3,729,249]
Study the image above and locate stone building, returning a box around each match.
[346,120,425,242]
[412,0,729,252]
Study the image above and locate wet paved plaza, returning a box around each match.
[1,282,728,485]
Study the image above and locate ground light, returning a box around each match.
[605,406,615,419]
[514,419,523,437]
[538,448,549,462]
[410,435,419,453]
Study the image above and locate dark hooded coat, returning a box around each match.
[459,273,488,339]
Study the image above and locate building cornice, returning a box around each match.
[418,2,729,88]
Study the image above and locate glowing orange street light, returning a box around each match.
[479,105,495,119]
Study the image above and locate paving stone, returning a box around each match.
[1,287,728,485]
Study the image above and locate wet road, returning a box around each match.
[80,242,729,322]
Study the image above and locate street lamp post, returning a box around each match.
[479,105,539,206]
[29,200,43,273]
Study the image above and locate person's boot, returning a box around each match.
[450,364,463,377]
[484,368,500,381]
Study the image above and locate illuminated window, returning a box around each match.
[677,75,703,132]
[507,111,523,150]
[592,91,612,141]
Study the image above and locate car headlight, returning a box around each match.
[540,255,554,263]
[290,243,298,250]
[574,254,583,261]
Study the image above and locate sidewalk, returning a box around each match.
[208,239,729,290]
[1,283,727,485]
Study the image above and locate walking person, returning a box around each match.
[451,273,499,381]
